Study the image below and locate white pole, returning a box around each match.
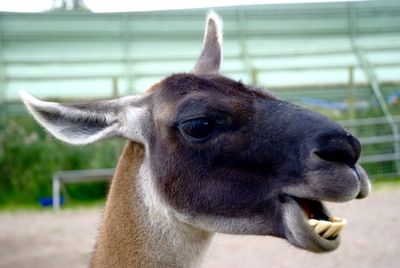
[52,175,60,212]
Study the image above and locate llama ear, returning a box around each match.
[193,11,223,75]
[20,91,148,145]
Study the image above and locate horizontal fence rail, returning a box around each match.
[52,169,115,211]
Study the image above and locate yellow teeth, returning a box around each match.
[308,219,319,227]
[307,217,347,240]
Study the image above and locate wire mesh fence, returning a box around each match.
[281,85,400,179]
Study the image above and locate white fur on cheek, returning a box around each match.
[138,155,171,222]
[137,156,212,267]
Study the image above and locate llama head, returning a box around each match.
[21,12,370,253]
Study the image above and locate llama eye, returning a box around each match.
[179,119,216,140]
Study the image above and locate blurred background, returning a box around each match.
[0,0,399,267]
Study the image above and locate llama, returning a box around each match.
[21,12,370,268]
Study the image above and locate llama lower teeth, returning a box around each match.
[322,223,341,238]
[308,219,319,227]
[314,220,331,234]
[308,217,347,239]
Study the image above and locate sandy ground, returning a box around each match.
[0,188,399,268]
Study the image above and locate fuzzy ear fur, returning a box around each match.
[20,91,148,145]
[193,11,223,75]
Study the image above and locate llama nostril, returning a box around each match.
[315,133,360,167]
[316,148,355,167]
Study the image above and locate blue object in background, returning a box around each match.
[301,98,349,111]
[39,197,64,207]
[388,91,400,104]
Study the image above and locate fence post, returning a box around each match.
[347,66,356,135]
[112,77,119,98]
[52,175,60,212]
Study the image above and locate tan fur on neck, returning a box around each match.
[90,141,212,268]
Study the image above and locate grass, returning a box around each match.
[371,177,400,191]
[0,198,105,212]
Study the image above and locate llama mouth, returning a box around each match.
[281,195,346,252]
[308,217,347,240]
[293,197,347,240]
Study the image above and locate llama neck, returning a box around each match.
[90,141,212,268]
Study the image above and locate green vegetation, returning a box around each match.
[2,91,400,209]
[371,177,400,191]
[0,115,124,208]
[0,199,105,212]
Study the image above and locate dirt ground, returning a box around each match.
[1,187,399,268]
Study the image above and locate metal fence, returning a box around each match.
[340,116,400,177]
[1,1,400,207]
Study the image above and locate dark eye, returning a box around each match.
[179,119,216,140]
